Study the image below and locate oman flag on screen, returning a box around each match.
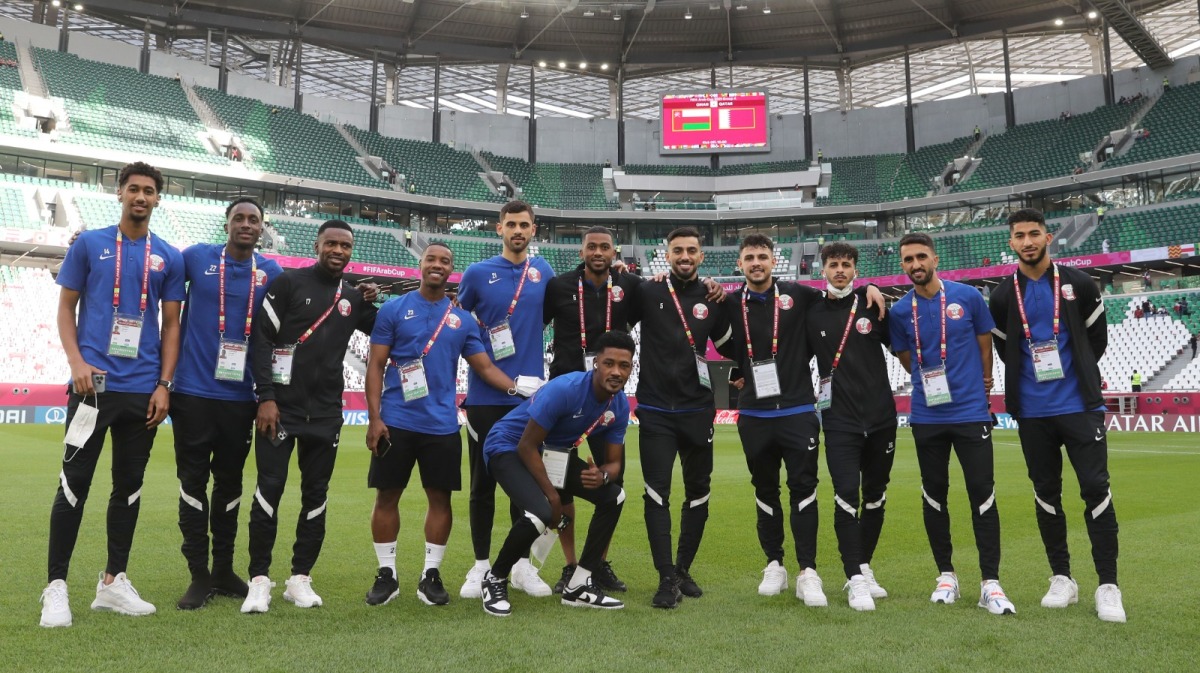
[673,108,712,132]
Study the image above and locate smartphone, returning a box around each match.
[91,374,106,394]
[267,423,289,448]
[376,435,392,458]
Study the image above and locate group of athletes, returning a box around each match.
[38,159,1125,626]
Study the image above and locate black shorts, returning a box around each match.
[367,427,462,492]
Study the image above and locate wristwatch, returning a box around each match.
[601,470,610,485]
[157,379,175,392]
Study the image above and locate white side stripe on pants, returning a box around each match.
[127,489,141,506]
[833,494,858,517]
[254,486,275,518]
[922,487,942,512]
[179,486,204,512]
[796,492,817,512]
[687,492,710,508]
[644,484,664,506]
[864,492,886,510]
[1091,490,1113,519]
[755,497,774,516]
[59,470,78,508]
[305,499,328,520]
[1034,491,1057,515]
[978,491,996,515]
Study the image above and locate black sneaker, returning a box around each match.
[594,560,627,592]
[561,576,624,609]
[553,564,576,595]
[417,568,450,606]
[365,567,400,606]
[210,566,249,598]
[675,566,703,598]
[177,572,212,610]
[481,571,512,617]
[652,575,682,609]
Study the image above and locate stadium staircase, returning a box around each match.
[1106,81,1200,168]
[342,125,500,201]
[888,134,973,201]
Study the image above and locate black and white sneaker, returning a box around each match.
[553,564,576,595]
[417,568,450,606]
[365,567,399,606]
[481,571,512,617]
[594,561,627,592]
[652,575,682,609]
[561,576,624,610]
[675,566,703,598]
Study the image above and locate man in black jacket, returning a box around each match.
[724,234,883,607]
[541,226,642,593]
[627,227,732,609]
[242,220,378,613]
[806,242,895,612]
[990,208,1124,623]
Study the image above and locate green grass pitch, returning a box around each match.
[0,424,1197,672]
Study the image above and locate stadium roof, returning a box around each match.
[5,0,1200,119]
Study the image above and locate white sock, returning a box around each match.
[474,558,491,570]
[569,565,592,589]
[424,542,446,572]
[374,541,397,575]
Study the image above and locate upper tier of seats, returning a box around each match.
[1107,81,1200,168]
[888,135,973,201]
[817,154,903,206]
[0,43,37,140]
[483,152,611,211]
[344,126,501,202]
[197,88,383,189]
[955,102,1135,192]
[33,48,224,165]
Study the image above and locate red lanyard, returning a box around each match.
[218,248,257,341]
[578,274,612,353]
[912,287,946,368]
[296,282,343,346]
[742,284,779,362]
[391,301,455,367]
[666,277,699,350]
[1013,264,1060,342]
[505,259,531,319]
[572,397,613,449]
[829,294,860,374]
[112,230,152,315]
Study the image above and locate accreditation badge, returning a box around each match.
[107,313,144,359]
[695,353,712,390]
[214,339,248,382]
[816,376,833,411]
[400,359,430,402]
[542,445,571,489]
[751,359,782,399]
[921,365,953,406]
[488,319,517,360]
[1031,340,1065,382]
[270,345,296,385]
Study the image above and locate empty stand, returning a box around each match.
[0,266,67,384]
[1107,82,1200,168]
[817,154,903,206]
[1074,202,1200,256]
[346,126,499,201]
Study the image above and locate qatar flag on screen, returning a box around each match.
[719,107,755,129]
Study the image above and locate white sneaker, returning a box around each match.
[460,562,489,599]
[283,575,323,608]
[930,573,959,604]
[845,575,875,612]
[240,576,274,613]
[796,568,828,607]
[90,572,156,616]
[510,558,552,597]
[1095,584,1127,623]
[39,580,71,627]
[1041,575,1079,608]
[757,560,789,596]
[860,563,888,599]
[978,579,1016,615]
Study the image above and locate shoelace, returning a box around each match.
[113,577,141,597]
[1096,586,1120,606]
[43,585,68,609]
[1048,577,1073,594]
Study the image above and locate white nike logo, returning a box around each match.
[572,411,585,418]
[204,269,219,275]
[404,314,417,320]
[1095,428,1103,441]
[267,293,276,300]
[807,439,817,451]
[886,442,895,454]
[98,254,115,260]
[489,277,502,284]
[981,430,991,439]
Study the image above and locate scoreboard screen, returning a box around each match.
[660,91,770,154]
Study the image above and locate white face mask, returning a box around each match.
[530,528,559,566]
[826,280,855,299]
[64,396,99,458]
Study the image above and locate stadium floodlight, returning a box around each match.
[763,3,771,14]
[1087,10,1098,19]
[73,3,83,9]
[538,60,547,67]
[613,12,621,20]
[583,9,595,17]
[558,60,567,68]
[684,7,692,19]
[520,6,529,18]
[580,62,588,69]
[735,2,748,9]
[1054,18,1064,26]
[600,63,609,70]
[51,0,61,7]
